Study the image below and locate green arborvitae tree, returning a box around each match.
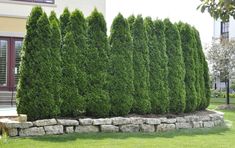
[164,19,186,113]
[49,11,59,25]
[50,16,62,116]
[18,11,58,120]
[86,9,110,117]
[60,32,85,117]
[109,13,134,116]
[194,29,210,109]
[145,17,169,114]
[60,8,70,39]
[70,9,87,98]
[17,6,43,120]
[178,22,197,113]
[131,15,151,114]
[127,15,136,35]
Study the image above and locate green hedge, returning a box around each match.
[17,7,210,119]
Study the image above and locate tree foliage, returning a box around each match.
[109,13,134,116]
[86,9,110,117]
[131,15,151,114]
[145,17,169,114]
[164,19,186,113]
[60,8,70,39]
[198,0,235,21]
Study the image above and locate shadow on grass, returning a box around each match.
[17,124,230,143]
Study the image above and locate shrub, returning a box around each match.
[145,17,169,114]
[60,32,85,117]
[86,9,110,117]
[164,19,186,113]
[49,11,59,25]
[70,9,88,97]
[131,15,151,114]
[109,13,134,116]
[60,8,70,39]
[177,22,197,113]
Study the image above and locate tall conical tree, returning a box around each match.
[109,13,134,116]
[164,19,186,113]
[86,9,110,117]
[17,6,43,120]
[49,11,59,25]
[127,15,136,35]
[194,29,210,109]
[60,32,85,117]
[178,22,197,113]
[60,8,70,39]
[70,9,87,97]
[49,14,62,116]
[131,15,151,114]
[145,17,169,114]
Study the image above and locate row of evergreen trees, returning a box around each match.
[17,7,210,120]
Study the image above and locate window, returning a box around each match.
[221,21,229,40]
[13,0,54,4]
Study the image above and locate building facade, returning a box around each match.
[0,0,106,106]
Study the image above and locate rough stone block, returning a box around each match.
[120,124,139,132]
[65,126,74,134]
[166,118,176,124]
[144,118,161,125]
[176,117,186,123]
[199,116,210,121]
[204,121,214,128]
[18,114,27,122]
[57,119,79,126]
[19,127,45,136]
[159,118,167,123]
[93,118,112,125]
[100,125,119,132]
[185,116,199,122]
[33,119,57,126]
[112,117,131,125]
[140,124,155,132]
[8,128,18,137]
[192,121,203,128]
[44,125,63,135]
[130,117,144,124]
[75,126,99,133]
[79,118,93,125]
[214,120,224,126]
[2,121,33,129]
[176,122,192,129]
[157,124,175,132]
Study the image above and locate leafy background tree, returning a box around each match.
[164,19,186,113]
[86,9,110,117]
[131,15,151,114]
[145,17,169,114]
[109,13,134,116]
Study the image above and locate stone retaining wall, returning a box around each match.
[0,110,225,137]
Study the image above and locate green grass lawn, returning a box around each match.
[1,100,235,148]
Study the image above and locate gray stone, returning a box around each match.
[101,125,119,132]
[185,116,199,122]
[112,117,131,125]
[130,117,144,124]
[214,120,224,126]
[120,124,139,132]
[3,121,33,129]
[44,125,63,135]
[199,116,210,121]
[8,128,18,137]
[65,126,74,134]
[157,124,175,132]
[210,114,223,121]
[19,127,45,136]
[166,118,176,124]
[18,114,27,122]
[75,126,99,133]
[176,122,192,129]
[33,119,57,126]
[159,118,167,123]
[79,118,93,125]
[144,118,161,125]
[204,121,214,128]
[57,119,79,126]
[192,121,203,128]
[140,124,155,132]
[176,117,186,123]
[93,118,112,125]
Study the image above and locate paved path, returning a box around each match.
[0,106,17,117]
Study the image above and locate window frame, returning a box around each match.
[12,0,54,4]
[221,21,229,40]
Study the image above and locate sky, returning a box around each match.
[106,0,214,46]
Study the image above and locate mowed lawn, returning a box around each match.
[1,99,235,148]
